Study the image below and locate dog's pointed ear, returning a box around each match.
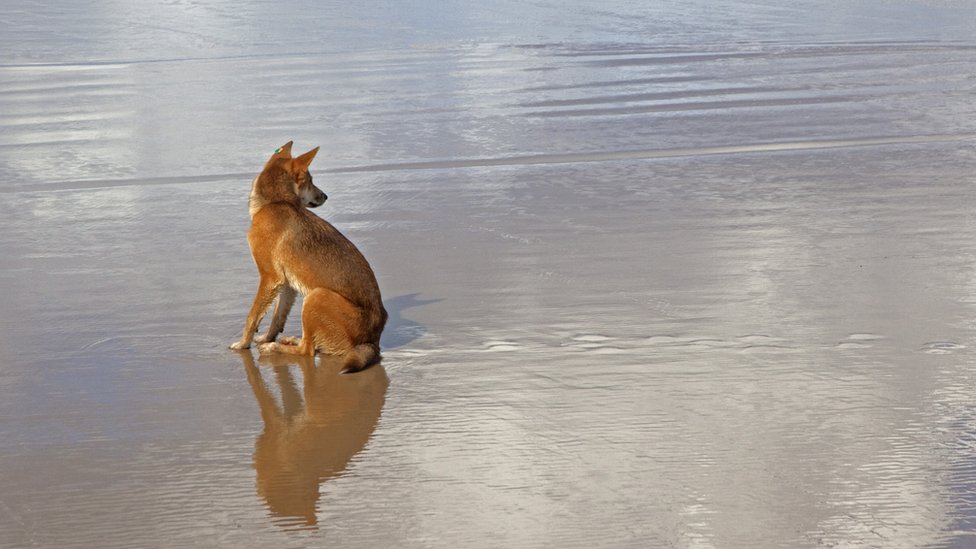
[271,141,294,160]
[292,146,320,171]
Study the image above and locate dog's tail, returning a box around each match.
[342,342,381,374]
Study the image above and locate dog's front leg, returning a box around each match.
[230,278,281,350]
[256,285,296,344]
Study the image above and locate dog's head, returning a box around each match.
[265,141,327,208]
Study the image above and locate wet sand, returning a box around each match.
[3,1,976,547]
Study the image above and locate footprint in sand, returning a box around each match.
[735,334,791,351]
[483,340,522,352]
[646,335,683,346]
[835,333,884,350]
[921,341,966,355]
[569,334,624,353]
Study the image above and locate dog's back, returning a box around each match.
[232,142,386,371]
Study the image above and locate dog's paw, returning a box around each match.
[229,340,250,350]
[257,342,278,355]
[278,336,300,346]
[254,334,272,344]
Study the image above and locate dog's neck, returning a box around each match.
[248,171,299,219]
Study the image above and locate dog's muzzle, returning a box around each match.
[307,192,327,208]
[300,185,327,208]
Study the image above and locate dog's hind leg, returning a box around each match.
[256,285,296,344]
[259,288,379,372]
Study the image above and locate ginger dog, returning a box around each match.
[230,142,387,372]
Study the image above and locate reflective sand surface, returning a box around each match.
[3,1,976,547]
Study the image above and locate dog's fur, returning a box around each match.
[230,141,387,372]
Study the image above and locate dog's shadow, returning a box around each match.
[380,293,441,350]
[237,351,388,529]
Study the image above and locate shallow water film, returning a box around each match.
[3,1,976,547]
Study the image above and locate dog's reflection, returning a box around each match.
[238,351,388,527]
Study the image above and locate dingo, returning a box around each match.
[230,142,387,372]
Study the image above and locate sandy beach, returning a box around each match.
[3,1,976,547]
